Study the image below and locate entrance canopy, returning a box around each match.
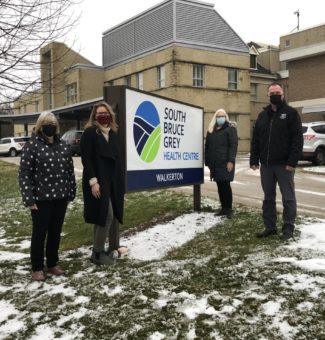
[0,97,103,136]
[302,104,325,114]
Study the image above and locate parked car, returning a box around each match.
[61,130,83,156]
[0,136,30,157]
[301,121,325,165]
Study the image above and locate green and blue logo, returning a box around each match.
[133,101,161,163]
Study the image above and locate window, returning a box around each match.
[250,55,257,69]
[250,83,258,101]
[136,72,143,90]
[157,65,166,88]
[125,76,131,87]
[107,80,114,86]
[285,39,290,47]
[193,64,204,87]
[66,82,77,104]
[228,69,238,90]
[228,114,238,122]
[35,101,39,112]
[312,125,325,134]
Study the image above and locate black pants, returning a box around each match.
[30,199,68,271]
[260,164,296,232]
[216,181,232,210]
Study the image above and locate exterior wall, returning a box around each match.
[13,91,43,115]
[40,42,98,110]
[13,124,34,137]
[280,24,325,122]
[12,90,43,136]
[65,68,104,105]
[79,69,104,101]
[249,76,273,131]
[289,55,325,101]
[104,45,251,151]
[258,48,281,73]
[11,42,104,137]
[280,25,325,50]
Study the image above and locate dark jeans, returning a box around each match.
[30,199,68,271]
[260,164,296,232]
[216,181,232,210]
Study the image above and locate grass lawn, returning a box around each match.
[0,160,324,339]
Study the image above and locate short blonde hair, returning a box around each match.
[84,101,118,132]
[34,111,59,134]
[207,109,230,133]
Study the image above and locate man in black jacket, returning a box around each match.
[250,82,303,240]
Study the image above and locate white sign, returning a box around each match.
[125,89,203,191]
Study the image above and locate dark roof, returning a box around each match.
[253,63,274,75]
[103,0,249,68]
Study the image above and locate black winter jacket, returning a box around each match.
[205,122,238,182]
[19,133,76,207]
[80,127,125,226]
[250,101,303,167]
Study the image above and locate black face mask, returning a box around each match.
[42,124,56,137]
[270,94,283,106]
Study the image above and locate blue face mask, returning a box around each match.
[216,117,226,126]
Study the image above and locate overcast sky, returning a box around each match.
[69,0,325,65]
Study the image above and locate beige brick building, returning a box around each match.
[248,42,281,134]
[12,42,104,135]
[102,0,251,151]
[6,0,325,146]
[280,24,325,122]
[8,0,257,151]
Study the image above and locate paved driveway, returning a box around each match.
[2,156,324,218]
[178,157,325,218]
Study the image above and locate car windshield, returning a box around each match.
[302,126,308,133]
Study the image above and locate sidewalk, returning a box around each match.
[237,153,325,176]
[1,156,324,176]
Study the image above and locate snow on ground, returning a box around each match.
[274,220,325,271]
[121,212,221,260]
[0,251,29,262]
[0,214,325,339]
[302,166,325,174]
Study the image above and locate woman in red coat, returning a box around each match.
[80,101,126,265]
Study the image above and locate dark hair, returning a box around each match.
[268,82,283,89]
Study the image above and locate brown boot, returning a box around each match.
[47,266,65,276]
[32,270,46,281]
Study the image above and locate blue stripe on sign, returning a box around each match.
[126,168,204,191]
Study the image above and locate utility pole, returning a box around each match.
[294,10,300,31]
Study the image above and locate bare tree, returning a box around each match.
[0,0,80,104]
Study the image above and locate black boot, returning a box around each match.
[216,208,233,218]
[90,250,115,265]
[280,224,294,241]
[256,228,277,238]
[215,208,227,216]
